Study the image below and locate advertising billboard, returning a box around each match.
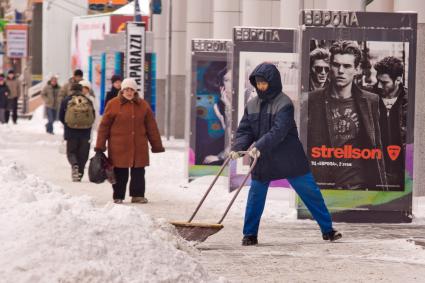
[299,10,417,222]
[230,27,298,191]
[188,39,231,180]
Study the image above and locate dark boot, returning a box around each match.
[72,165,80,182]
[242,235,258,246]
[322,229,342,241]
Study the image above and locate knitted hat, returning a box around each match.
[79,79,91,90]
[121,78,138,91]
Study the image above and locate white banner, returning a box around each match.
[6,24,28,58]
[126,22,145,96]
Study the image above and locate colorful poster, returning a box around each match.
[110,15,134,33]
[230,27,297,191]
[70,16,110,77]
[188,39,231,180]
[144,53,157,113]
[149,53,157,114]
[299,10,417,222]
[90,40,106,115]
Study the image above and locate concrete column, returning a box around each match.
[152,0,169,134]
[213,0,241,39]
[167,0,187,138]
[366,0,393,12]
[241,0,280,27]
[42,0,87,83]
[186,0,213,68]
[185,0,213,141]
[280,0,303,28]
[304,0,362,10]
[395,0,425,196]
[394,0,425,23]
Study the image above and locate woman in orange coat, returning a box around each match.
[95,78,164,204]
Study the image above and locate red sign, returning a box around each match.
[387,145,401,161]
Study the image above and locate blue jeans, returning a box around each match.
[243,172,333,236]
[46,107,57,134]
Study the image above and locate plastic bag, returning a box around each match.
[88,152,116,184]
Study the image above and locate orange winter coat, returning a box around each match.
[95,93,164,168]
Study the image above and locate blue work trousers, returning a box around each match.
[243,172,333,236]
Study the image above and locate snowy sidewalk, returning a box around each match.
[1,113,425,282]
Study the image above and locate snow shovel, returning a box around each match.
[171,151,258,242]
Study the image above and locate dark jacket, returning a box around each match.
[104,86,120,108]
[232,63,310,181]
[0,84,9,108]
[59,91,95,140]
[96,93,164,168]
[307,83,388,189]
[377,86,407,187]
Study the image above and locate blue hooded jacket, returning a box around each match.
[232,63,310,181]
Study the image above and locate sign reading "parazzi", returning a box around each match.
[126,22,145,96]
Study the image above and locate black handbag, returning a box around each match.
[88,152,116,184]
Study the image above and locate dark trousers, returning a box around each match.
[5,97,18,124]
[66,138,90,176]
[46,107,57,134]
[112,167,146,200]
[0,108,5,123]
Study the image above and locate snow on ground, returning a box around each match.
[2,108,425,282]
[0,160,224,283]
[0,108,226,282]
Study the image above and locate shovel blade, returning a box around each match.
[170,221,223,242]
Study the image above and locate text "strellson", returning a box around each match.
[311,145,382,160]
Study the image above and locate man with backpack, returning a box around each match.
[59,83,95,182]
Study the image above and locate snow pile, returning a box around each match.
[0,160,224,283]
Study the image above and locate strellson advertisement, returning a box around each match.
[188,39,231,180]
[299,10,417,222]
[230,27,298,191]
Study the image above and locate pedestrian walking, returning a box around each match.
[59,69,84,99]
[95,78,164,204]
[104,74,122,108]
[0,74,10,124]
[5,70,21,124]
[41,75,61,134]
[230,62,342,246]
[59,83,96,182]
